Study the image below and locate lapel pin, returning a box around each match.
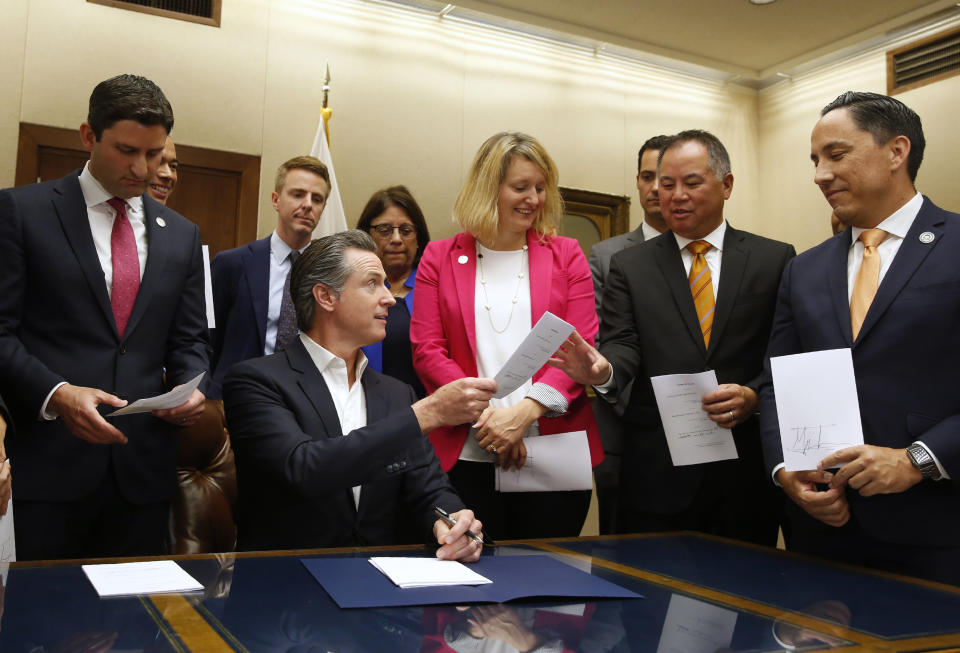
[919,231,934,244]
[457,255,468,264]
[156,217,167,228]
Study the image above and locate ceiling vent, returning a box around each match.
[87,0,221,27]
[888,25,960,94]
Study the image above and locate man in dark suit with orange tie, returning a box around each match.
[552,130,794,546]
[759,92,960,584]
[0,74,209,560]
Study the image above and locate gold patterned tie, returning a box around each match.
[850,228,887,340]
[688,240,715,347]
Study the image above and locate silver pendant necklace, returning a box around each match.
[476,243,528,334]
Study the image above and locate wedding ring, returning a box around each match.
[489,445,497,454]
[728,410,735,421]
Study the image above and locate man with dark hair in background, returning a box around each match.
[0,74,209,559]
[760,91,960,584]
[209,156,331,399]
[588,134,670,534]
[145,137,178,205]
[554,130,794,546]
[224,230,494,554]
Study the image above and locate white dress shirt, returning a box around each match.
[640,221,662,243]
[845,192,922,300]
[300,333,368,507]
[673,219,726,299]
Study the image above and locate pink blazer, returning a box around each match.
[411,230,603,472]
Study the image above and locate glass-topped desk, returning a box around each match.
[2,533,959,652]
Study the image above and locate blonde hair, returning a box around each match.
[454,132,562,244]
[274,155,330,193]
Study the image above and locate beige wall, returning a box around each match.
[758,51,960,253]
[2,0,957,253]
[0,0,758,243]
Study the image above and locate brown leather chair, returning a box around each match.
[169,399,238,554]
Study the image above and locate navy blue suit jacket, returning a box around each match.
[760,197,960,547]
[223,337,463,551]
[209,236,271,399]
[0,171,209,505]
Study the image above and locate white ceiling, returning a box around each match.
[417,0,960,83]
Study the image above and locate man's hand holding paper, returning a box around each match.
[152,388,206,427]
[702,383,757,429]
[775,468,850,527]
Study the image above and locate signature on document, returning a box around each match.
[787,424,854,455]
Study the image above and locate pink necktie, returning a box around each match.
[107,197,140,339]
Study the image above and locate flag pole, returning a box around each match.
[321,63,332,145]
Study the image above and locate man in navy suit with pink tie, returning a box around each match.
[0,75,209,560]
[759,92,960,584]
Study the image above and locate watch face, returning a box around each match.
[908,444,938,479]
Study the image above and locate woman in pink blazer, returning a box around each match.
[411,132,602,539]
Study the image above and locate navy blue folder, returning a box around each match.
[301,554,642,608]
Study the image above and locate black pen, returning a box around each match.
[434,506,486,546]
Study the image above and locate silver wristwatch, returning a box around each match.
[906,443,942,480]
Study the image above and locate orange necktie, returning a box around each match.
[688,240,715,347]
[850,228,887,340]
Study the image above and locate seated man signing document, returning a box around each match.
[224,230,494,559]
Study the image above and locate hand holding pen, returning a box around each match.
[433,506,487,562]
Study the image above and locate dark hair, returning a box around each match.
[290,230,377,332]
[87,74,174,140]
[275,156,330,193]
[658,129,731,179]
[637,135,671,175]
[355,185,431,267]
[821,91,925,182]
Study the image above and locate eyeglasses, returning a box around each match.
[370,223,417,240]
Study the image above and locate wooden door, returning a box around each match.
[15,122,259,257]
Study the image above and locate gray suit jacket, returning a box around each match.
[588,225,646,465]
[588,225,646,328]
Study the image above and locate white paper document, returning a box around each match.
[107,372,205,417]
[369,557,492,589]
[770,348,864,471]
[495,430,592,492]
[650,371,738,466]
[656,593,737,653]
[82,560,204,597]
[492,312,575,399]
[203,245,216,329]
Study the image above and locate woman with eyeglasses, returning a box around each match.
[356,185,431,398]
[411,132,602,539]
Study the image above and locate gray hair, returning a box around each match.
[658,129,731,179]
[291,230,377,332]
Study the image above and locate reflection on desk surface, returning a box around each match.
[0,533,958,651]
